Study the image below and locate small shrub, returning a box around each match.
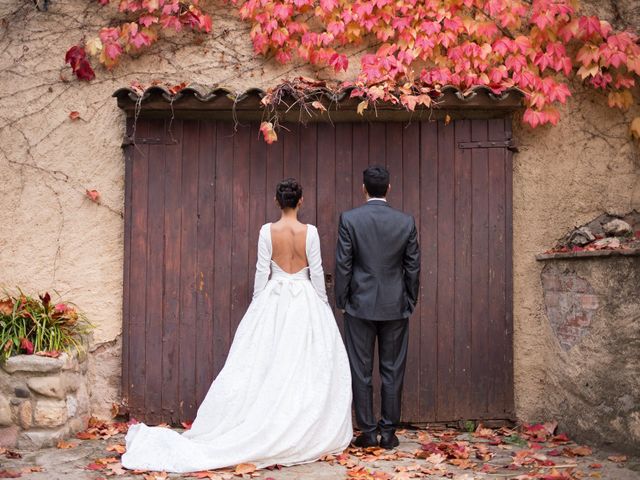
[0,290,93,361]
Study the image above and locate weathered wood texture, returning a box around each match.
[122,119,514,424]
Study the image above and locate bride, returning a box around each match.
[121,178,353,473]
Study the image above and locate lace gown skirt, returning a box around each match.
[121,269,353,473]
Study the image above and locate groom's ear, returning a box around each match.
[362,184,367,197]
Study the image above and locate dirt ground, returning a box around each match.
[0,421,638,480]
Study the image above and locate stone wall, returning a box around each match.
[0,353,91,449]
[536,256,640,453]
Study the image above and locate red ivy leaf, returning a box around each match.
[19,338,34,355]
[86,189,101,203]
[65,46,95,81]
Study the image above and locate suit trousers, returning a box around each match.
[343,313,409,435]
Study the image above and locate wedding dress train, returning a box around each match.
[121,224,353,473]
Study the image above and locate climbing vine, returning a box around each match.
[66,0,640,141]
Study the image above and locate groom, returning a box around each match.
[335,165,421,449]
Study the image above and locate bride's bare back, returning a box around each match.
[270,220,308,274]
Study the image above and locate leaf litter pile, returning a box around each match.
[0,418,633,479]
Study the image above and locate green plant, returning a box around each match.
[0,290,93,361]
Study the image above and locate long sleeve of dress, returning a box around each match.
[307,226,329,305]
[252,224,272,300]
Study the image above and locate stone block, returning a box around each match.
[14,386,30,398]
[62,372,81,393]
[18,400,33,430]
[18,400,32,429]
[33,399,67,428]
[2,355,64,374]
[27,376,65,399]
[76,383,90,415]
[603,219,632,236]
[0,425,19,448]
[18,425,68,449]
[66,395,78,417]
[0,395,11,426]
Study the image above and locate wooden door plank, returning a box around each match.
[231,124,251,334]
[436,120,456,421]
[504,117,515,418]
[299,124,318,226]
[470,119,490,418]
[334,123,353,332]
[419,121,438,422]
[121,117,134,410]
[128,120,150,419]
[213,121,234,377]
[384,123,403,208]
[487,118,507,417]
[266,127,285,221]
[248,122,268,305]
[317,123,337,308]
[179,120,200,421]
[195,120,216,405]
[401,121,421,422]
[352,123,369,204]
[368,122,386,167]
[283,122,300,180]
[144,119,167,423]
[161,120,183,422]
[453,119,473,420]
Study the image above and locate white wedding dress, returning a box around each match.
[121,223,353,473]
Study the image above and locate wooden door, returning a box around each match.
[122,117,514,424]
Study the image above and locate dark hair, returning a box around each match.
[363,165,390,198]
[275,178,303,209]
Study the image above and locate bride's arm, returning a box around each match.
[252,225,271,300]
[308,226,329,304]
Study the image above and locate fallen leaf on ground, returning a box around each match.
[20,467,43,473]
[106,462,127,475]
[563,445,592,457]
[608,455,628,463]
[185,471,219,479]
[69,111,81,120]
[234,463,256,475]
[449,458,474,469]
[3,450,21,459]
[144,472,169,480]
[589,463,602,469]
[57,440,78,449]
[0,470,21,478]
[106,443,126,454]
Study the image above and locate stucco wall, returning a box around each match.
[0,0,639,450]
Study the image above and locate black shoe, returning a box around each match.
[352,432,378,448]
[379,432,399,450]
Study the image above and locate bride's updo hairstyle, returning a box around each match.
[276,178,303,209]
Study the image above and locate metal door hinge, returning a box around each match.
[458,139,518,152]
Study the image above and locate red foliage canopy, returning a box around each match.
[67,0,639,136]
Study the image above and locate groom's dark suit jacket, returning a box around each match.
[335,199,420,320]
